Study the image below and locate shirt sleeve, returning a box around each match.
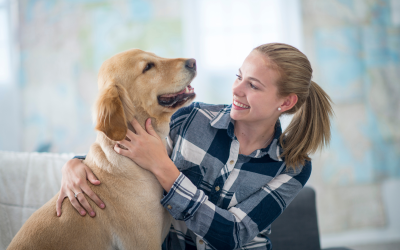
[72,155,86,160]
[160,161,312,249]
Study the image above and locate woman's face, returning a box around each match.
[230,50,282,123]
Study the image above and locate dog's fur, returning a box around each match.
[7,49,196,250]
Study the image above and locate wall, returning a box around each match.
[302,0,400,246]
[15,0,183,153]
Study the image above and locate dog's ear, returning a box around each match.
[94,83,133,141]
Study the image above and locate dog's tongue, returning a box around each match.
[160,86,191,98]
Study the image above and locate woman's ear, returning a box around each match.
[280,93,298,112]
[94,82,129,141]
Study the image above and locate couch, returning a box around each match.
[0,151,351,250]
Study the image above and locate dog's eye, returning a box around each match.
[143,63,154,73]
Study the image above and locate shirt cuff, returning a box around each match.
[73,155,86,160]
[160,172,207,221]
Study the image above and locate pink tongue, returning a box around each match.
[160,87,186,97]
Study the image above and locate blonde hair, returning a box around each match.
[254,43,333,170]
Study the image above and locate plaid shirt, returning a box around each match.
[161,102,312,250]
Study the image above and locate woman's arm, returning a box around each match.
[56,158,105,217]
[114,118,312,249]
[161,162,312,249]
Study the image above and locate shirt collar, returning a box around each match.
[209,104,283,161]
[210,104,233,130]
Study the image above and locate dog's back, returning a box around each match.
[7,194,110,250]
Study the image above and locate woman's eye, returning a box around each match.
[143,63,154,73]
[236,74,242,80]
[249,83,257,89]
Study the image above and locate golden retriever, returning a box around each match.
[7,49,197,250]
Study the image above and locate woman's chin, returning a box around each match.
[230,110,244,121]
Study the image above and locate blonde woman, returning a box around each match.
[57,43,333,249]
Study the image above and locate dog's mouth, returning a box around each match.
[158,85,196,108]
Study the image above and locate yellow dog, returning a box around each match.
[7,49,197,250]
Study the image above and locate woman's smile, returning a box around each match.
[233,99,250,109]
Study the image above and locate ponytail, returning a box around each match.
[280,81,333,169]
[254,43,334,170]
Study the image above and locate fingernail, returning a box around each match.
[80,211,86,215]
[57,212,60,216]
[90,211,95,217]
[100,204,105,208]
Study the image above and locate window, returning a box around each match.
[0,0,11,85]
[182,0,302,130]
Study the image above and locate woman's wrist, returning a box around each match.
[152,157,180,192]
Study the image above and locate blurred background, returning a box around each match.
[0,0,399,249]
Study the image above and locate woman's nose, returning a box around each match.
[232,80,245,97]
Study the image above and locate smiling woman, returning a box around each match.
[58,43,333,250]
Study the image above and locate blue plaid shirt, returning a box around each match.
[161,102,312,250]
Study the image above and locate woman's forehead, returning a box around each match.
[241,51,280,83]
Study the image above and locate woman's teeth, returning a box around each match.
[233,100,250,109]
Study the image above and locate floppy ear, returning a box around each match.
[94,83,131,141]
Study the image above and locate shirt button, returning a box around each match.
[229,160,234,165]
[167,205,172,210]
[199,240,204,244]
[215,186,220,192]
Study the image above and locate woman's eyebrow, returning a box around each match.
[239,68,265,87]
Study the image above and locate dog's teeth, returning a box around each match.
[185,87,189,93]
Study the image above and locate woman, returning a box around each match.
[56,43,333,249]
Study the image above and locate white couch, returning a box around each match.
[0,151,357,250]
[0,151,73,249]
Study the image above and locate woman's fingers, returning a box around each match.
[56,191,67,217]
[81,184,105,209]
[57,158,105,218]
[116,139,130,150]
[145,118,158,137]
[114,144,130,157]
[126,129,136,141]
[66,189,87,216]
[130,118,145,135]
[75,191,96,217]
[85,166,101,186]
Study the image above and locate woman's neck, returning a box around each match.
[234,118,277,155]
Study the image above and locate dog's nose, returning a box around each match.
[185,58,196,71]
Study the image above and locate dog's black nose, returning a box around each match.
[185,58,196,71]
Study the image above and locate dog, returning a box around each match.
[7,49,197,250]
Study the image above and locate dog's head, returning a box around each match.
[94,49,196,141]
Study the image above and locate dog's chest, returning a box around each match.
[110,234,125,250]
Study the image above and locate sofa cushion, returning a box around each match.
[268,186,321,250]
[0,151,73,249]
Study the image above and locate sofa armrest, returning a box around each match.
[0,151,73,250]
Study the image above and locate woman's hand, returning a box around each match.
[114,118,180,192]
[114,118,170,173]
[56,159,105,217]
